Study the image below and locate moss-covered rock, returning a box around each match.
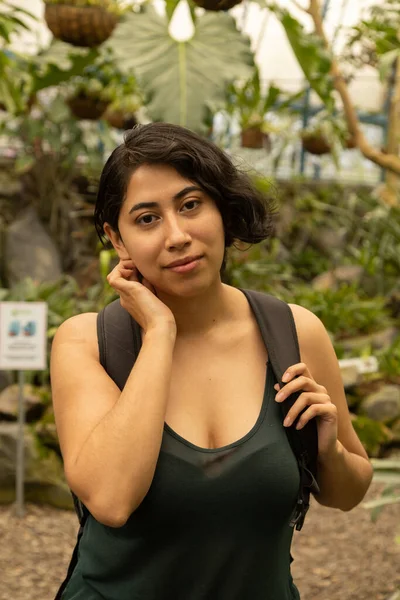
[0,422,72,509]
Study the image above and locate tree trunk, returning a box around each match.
[308,0,400,183]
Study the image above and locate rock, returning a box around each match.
[341,327,399,352]
[0,422,72,509]
[312,227,346,254]
[361,385,400,423]
[0,384,45,422]
[312,265,363,291]
[0,370,12,393]
[35,415,59,454]
[340,365,360,389]
[4,206,62,287]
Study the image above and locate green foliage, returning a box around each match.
[345,0,400,80]
[0,2,36,113]
[109,5,254,133]
[352,417,393,458]
[0,1,35,45]
[1,94,114,178]
[31,41,99,94]
[224,68,280,129]
[267,4,334,111]
[377,334,400,381]
[287,284,392,339]
[363,458,400,539]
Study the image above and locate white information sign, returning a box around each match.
[0,302,47,370]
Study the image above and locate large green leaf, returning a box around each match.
[109,5,254,132]
[268,5,334,111]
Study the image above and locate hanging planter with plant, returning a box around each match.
[103,74,144,130]
[65,50,119,120]
[301,132,331,155]
[224,69,300,149]
[44,0,121,48]
[301,112,357,159]
[192,0,242,11]
[223,70,280,149]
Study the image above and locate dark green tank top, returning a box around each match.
[62,362,301,600]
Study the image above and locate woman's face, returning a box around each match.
[105,163,226,298]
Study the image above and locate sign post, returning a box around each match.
[0,302,47,517]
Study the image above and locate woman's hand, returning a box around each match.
[274,362,338,459]
[107,259,176,335]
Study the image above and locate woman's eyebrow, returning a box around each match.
[128,186,203,214]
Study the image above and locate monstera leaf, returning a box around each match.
[109,5,254,132]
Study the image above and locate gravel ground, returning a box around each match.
[0,482,399,600]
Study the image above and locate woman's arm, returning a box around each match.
[51,313,176,527]
[289,304,373,511]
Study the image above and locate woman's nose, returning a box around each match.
[164,217,192,249]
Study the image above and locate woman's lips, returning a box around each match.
[166,257,203,273]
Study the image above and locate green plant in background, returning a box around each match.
[225,69,281,132]
[363,458,400,545]
[0,1,37,113]
[345,0,400,80]
[109,4,254,133]
[65,48,122,105]
[301,110,355,166]
[377,334,400,382]
[352,416,394,458]
[288,284,392,339]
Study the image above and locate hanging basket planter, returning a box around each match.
[241,127,267,149]
[301,134,331,155]
[192,0,242,11]
[105,109,137,130]
[67,94,110,120]
[44,3,118,48]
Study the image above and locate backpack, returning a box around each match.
[54,288,320,600]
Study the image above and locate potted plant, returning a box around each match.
[43,0,123,48]
[65,52,117,120]
[225,70,283,149]
[301,111,356,157]
[104,74,144,130]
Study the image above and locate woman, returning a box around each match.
[51,123,373,600]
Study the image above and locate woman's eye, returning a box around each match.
[182,200,200,211]
[137,214,157,225]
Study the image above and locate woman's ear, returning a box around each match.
[103,223,130,260]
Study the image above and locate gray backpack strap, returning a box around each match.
[97,299,142,389]
[241,288,320,531]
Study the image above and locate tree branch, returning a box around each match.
[291,0,310,14]
[308,0,400,176]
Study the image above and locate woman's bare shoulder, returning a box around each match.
[53,313,99,352]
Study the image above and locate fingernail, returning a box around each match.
[282,372,291,382]
[283,417,291,427]
[275,392,284,402]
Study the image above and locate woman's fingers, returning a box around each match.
[279,391,332,428]
[291,402,338,431]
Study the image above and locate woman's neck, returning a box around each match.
[156,282,240,337]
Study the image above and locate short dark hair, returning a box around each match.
[94,122,276,248]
